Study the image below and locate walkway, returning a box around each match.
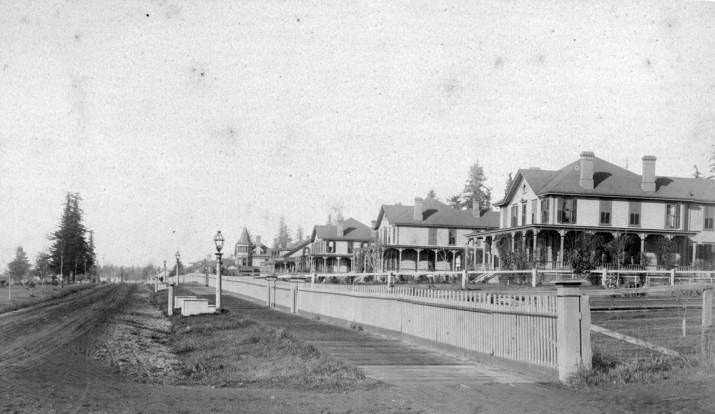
[182,285,534,387]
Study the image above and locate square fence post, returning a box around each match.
[462,269,468,290]
[531,268,537,288]
[556,282,591,383]
[670,269,676,286]
[291,284,298,313]
[601,269,607,287]
[703,288,713,328]
[167,285,174,316]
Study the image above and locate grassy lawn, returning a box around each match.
[152,290,377,391]
[577,291,715,386]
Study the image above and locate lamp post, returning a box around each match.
[214,230,224,310]
[175,251,181,286]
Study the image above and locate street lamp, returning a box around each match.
[175,251,181,286]
[214,230,224,310]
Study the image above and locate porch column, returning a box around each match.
[692,240,698,266]
[398,248,403,271]
[533,230,539,263]
[473,240,478,269]
[415,249,421,271]
[433,249,438,270]
[323,257,327,273]
[639,233,647,258]
[559,230,566,267]
[451,250,456,271]
[482,238,487,268]
[511,232,516,252]
[521,231,527,253]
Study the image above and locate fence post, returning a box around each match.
[311,273,316,287]
[601,269,607,287]
[291,284,298,313]
[703,288,713,328]
[531,268,537,288]
[556,282,590,383]
[670,269,676,286]
[167,285,174,316]
[462,269,468,290]
[266,279,271,307]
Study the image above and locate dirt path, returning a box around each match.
[2,283,714,413]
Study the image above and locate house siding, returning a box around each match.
[577,198,599,227]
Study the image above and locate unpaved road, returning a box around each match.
[2,284,715,413]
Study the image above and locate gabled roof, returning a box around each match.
[312,218,373,241]
[282,239,311,258]
[496,155,715,206]
[377,197,499,229]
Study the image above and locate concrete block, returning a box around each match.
[181,298,211,316]
[175,296,197,310]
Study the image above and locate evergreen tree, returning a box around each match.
[296,226,304,242]
[427,189,437,199]
[447,194,462,209]
[504,172,514,196]
[7,246,31,282]
[277,216,292,249]
[34,252,52,282]
[462,162,491,212]
[48,192,90,283]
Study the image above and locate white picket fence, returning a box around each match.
[176,273,590,381]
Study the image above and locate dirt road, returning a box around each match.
[2,284,715,413]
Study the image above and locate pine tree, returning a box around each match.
[277,216,291,249]
[462,162,491,212]
[427,189,437,199]
[504,172,514,196]
[48,192,90,283]
[296,226,304,242]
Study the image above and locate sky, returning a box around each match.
[1,0,714,269]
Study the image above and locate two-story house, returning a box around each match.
[234,227,271,269]
[468,151,715,269]
[310,217,373,273]
[374,197,499,272]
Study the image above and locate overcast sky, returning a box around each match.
[1,1,714,269]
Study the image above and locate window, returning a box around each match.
[557,198,577,224]
[448,229,456,245]
[531,200,537,224]
[521,201,527,226]
[705,206,714,230]
[599,199,612,225]
[511,205,518,227]
[541,198,550,224]
[665,204,681,229]
[629,201,641,227]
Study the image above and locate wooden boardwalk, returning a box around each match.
[183,285,533,386]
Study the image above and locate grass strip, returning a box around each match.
[154,292,376,391]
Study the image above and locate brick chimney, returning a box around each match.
[337,217,344,237]
[472,197,480,218]
[413,197,424,221]
[255,235,261,246]
[579,151,594,190]
[641,155,656,192]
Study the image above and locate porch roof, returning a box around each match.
[382,244,467,250]
[466,224,697,238]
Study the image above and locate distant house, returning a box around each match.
[374,197,499,272]
[310,217,373,273]
[272,239,312,273]
[234,227,271,269]
[468,151,715,269]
